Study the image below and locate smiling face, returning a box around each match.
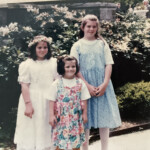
[63,60,77,79]
[82,20,98,40]
[36,41,48,60]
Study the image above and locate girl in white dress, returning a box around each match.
[14,35,58,150]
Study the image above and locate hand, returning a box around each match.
[49,115,57,127]
[87,84,97,97]
[82,113,88,124]
[96,83,107,97]
[24,102,34,118]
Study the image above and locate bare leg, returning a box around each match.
[99,128,109,150]
[82,129,90,150]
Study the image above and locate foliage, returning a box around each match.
[0,108,17,141]
[0,4,150,142]
[112,0,143,11]
[0,4,84,141]
[116,81,150,119]
[101,13,150,52]
[111,50,150,89]
[101,13,150,80]
[0,5,150,80]
[0,5,85,80]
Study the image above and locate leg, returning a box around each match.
[99,128,109,150]
[82,129,90,150]
[73,148,80,150]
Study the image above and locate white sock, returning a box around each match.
[82,129,90,150]
[99,128,109,150]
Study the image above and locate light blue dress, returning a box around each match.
[70,38,121,129]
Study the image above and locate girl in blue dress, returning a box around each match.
[70,15,121,150]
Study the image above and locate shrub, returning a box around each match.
[0,4,84,142]
[116,81,150,119]
[0,4,150,142]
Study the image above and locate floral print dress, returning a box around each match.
[52,78,85,149]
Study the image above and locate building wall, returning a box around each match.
[0,2,117,26]
[0,9,7,25]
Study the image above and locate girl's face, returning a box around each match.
[82,20,98,40]
[63,60,76,79]
[36,41,48,60]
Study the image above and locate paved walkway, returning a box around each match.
[89,129,150,150]
[0,130,149,150]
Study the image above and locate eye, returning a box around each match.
[44,46,48,49]
[38,46,42,49]
[65,66,69,68]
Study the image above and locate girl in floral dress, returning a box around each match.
[70,15,121,150]
[48,55,91,150]
[14,35,58,150]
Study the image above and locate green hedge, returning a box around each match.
[116,81,150,119]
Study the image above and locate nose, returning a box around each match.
[41,48,45,52]
[69,67,74,71]
[89,27,94,31]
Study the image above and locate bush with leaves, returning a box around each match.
[0,5,85,79]
[100,13,150,82]
[101,13,150,52]
[116,81,150,119]
[0,4,84,141]
[0,4,150,142]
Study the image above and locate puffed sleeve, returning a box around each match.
[18,59,31,84]
[80,79,91,100]
[51,57,60,80]
[70,42,80,64]
[104,40,114,65]
[46,80,58,101]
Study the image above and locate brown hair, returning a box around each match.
[57,55,79,76]
[28,35,51,60]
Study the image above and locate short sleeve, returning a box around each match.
[70,42,79,64]
[46,80,58,101]
[104,40,114,65]
[51,58,60,80]
[18,59,31,84]
[80,79,91,100]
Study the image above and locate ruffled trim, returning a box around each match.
[18,76,31,84]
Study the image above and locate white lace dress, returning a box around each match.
[14,58,57,150]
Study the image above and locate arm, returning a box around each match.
[77,72,97,97]
[21,83,34,118]
[81,100,88,124]
[96,64,112,97]
[103,64,112,86]
[71,43,96,97]
[49,101,57,127]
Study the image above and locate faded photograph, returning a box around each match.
[0,0,150,150]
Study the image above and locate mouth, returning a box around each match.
[88,32,94,34]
